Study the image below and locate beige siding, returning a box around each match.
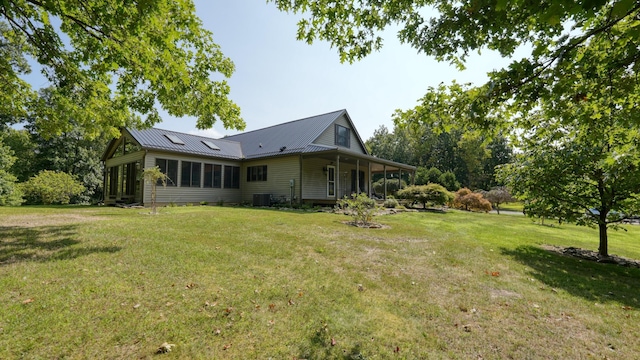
[240,156,300,204]
[143,151,241,205]
[302,157,370,200]
[313,115,366,154]
[105,150,145,168]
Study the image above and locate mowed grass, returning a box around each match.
[1,206,639,359]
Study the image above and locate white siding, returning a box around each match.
[143,151,241,205]
[240,156,300,204]
[313,115,366,154]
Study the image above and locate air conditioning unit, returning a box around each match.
[253,193,271,207]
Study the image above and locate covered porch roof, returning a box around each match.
[300,148,416,173]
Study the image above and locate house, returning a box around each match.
[101,109,416,206]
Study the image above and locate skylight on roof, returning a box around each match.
[202,140,220,150]
[164,134,185,145]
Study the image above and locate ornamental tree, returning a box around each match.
[142,166,168,215]
[482,187,515,215]
[397,183,453,209]
[453,188,492,213]
[1,0,244,138]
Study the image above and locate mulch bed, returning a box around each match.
[542,245,640,268]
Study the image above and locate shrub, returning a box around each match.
[372,178,407,197]
[338,193,378,226]
[397,183,454,209]
[453,188,492,212]
[22,170,85,205]
[383,196,399,208]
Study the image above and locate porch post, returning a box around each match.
[383,165,387,200]
[368,162,372,198]
[356,159,360,195]
[336,155,340,199]
[399,169,403,189]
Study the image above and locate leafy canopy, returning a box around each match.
[270,0,640,127]
[1,0,244,138]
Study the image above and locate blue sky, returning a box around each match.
[23,0,522,141]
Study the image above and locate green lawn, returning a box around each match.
[1,206,639,359]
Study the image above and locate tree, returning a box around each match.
[415,166,441,185]
[495,16,640,257]
[438,171,460,192]
[142,166,168,215]
[270,0,640,254]
[22,170,84,205]
[268,1,639,112]
[0,136,24,206]
[397,183,453,209]
[1,0,244,137]
[482,186,515,215]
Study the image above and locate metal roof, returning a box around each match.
[117,109,413,171]
[127,128,243,160]
[224,109,346,159]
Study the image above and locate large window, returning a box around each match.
[335,124,350,148]
[224,165,240,189]
[108,166,118,196]
[181,161,201,187]
[156,158,178,186]
[204,164,222,188]
[247,165,267,182]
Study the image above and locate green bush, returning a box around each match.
[338,193,378,226]
[397,183,454,209]
[372,178,407,197]
[383,196,399,208]
[22,170,85,205]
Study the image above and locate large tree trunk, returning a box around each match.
[598,222,608,257]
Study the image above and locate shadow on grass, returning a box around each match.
[0,225,121,265]
[502,245,640,307]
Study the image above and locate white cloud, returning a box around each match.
[188,128,226,139]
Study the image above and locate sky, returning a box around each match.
[22,0,523,142]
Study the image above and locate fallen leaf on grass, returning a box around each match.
[214,329,221,335]
[156,342,175,354]
[331,338,336,346]
[133,303,141,309]
[288,299,295,306]
[622,306,633,311]
[268,303,276,311]
[22,298,34,304]
[223,343,232,350]
[394,346,400,353]
[185,283,197,289]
